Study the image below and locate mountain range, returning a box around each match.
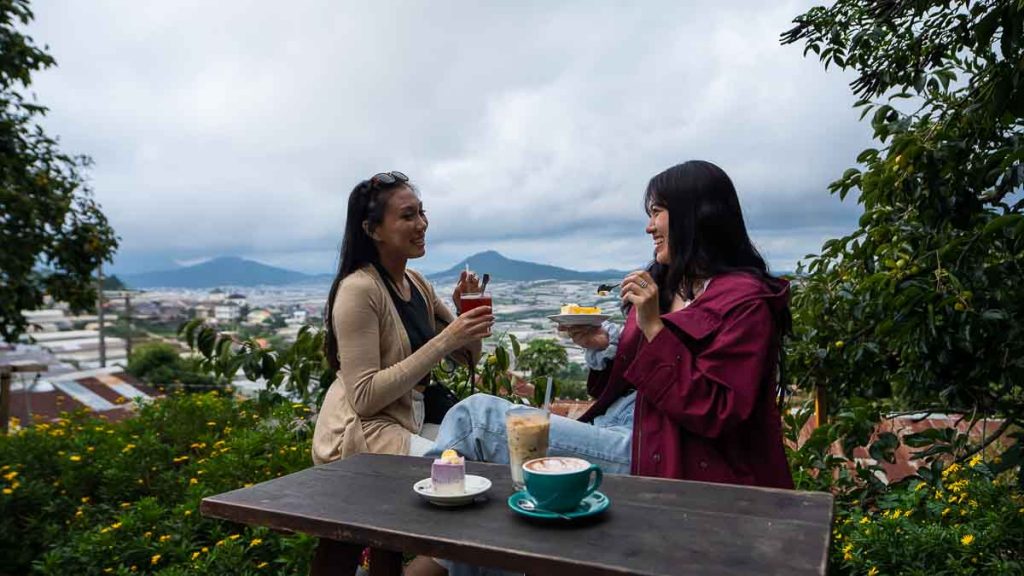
[120,252,630,289]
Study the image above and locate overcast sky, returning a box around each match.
[27,0,871,275]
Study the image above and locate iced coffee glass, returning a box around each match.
[506,406,550,491]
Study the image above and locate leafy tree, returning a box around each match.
[0,0,118,342]
[781,0,1024,467]
[516,338,568,379]
[127,342,218,390]
[127,342,181,380]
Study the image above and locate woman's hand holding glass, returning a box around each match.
[442,305,494,351]
[452,270,481,311]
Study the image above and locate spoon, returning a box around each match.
[480,273,490,293]
[596,282,619,295]
[516,498,572,519]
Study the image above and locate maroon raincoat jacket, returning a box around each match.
[580,272,794,489]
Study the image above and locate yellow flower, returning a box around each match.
[2,471,17,481]
[104,569,113,574]
[201,547,208,553]
[184,510,192,517]
[206,421,217,427]
[189,478,199,486]
[86,446,95,453]
[75,510,84,518]
[143,531,152,539]
[111,522,122,530]
[859,517,870,525]
[843,543,854,562]
[228,534,240,541]
[943,463,961,478]
[159,535,171,543]
[914,482,927,492]
[151,554,161,565]
[961,534,975,546]
[191,551,201,561]
[173,456,190,464]
[81,496,90,504]
[257,562,269,569]
[1,488,11,495]
[249,538,263,547]
[969,454,982,468]
[867,568,879,576]
[69,455,81,462]
[120,502,131,509]
[190,442,206,449]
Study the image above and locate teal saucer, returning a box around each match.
[507,490,610,520]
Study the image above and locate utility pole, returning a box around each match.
[124,292,134,360]
[97,264,106,367]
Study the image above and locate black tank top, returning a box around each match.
[374,264,434,388]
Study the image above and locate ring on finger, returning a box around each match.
[638,280,649,288]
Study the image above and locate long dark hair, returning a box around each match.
[323,176,414,372]
[641,160,792,403]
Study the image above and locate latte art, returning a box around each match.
[525,457,589,474]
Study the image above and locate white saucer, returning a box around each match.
[548,313,610,327]
[413,474,492,507]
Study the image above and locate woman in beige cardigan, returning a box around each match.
[312,171,493,465]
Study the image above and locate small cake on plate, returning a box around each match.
[431,449,466,495]
[561,303,602,315]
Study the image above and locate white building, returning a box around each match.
[214,304,240,323]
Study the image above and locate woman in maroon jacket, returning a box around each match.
[569,159,793,488]
[431,160,793,489]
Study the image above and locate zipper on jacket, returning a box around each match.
[635,394,643,474]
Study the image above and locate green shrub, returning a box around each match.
[0,392,316,575]
[128,343,221,392]
[833,459,1024,575]
[128,343,182,380]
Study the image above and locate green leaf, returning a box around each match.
[197,328,216,358]
[495,346,509,372]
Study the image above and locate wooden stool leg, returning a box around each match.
[310,538,362,576]
[369,548,403,576]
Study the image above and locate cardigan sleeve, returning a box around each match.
[335,275,457,418]
[622,300,774,438]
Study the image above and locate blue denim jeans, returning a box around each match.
[426,392,634,576]
[426,392,634,474]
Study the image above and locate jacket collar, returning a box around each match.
[661,272,790,341]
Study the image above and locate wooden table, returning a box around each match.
[201,453,833,575]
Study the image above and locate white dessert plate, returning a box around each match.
[413,474,492,507]
[548,313,610,327]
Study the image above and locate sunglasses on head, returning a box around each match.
[369,171,409,187]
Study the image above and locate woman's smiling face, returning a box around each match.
[371,185,428,260]
[646,202,670,265]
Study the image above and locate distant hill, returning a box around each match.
[122,257,313,288]
[427,251,630,282]
[120,252,632,288]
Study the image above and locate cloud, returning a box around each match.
[27,0,872,274]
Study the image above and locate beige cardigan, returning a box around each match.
[312,265,480,464]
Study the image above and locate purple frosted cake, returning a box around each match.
[431,449,466,495]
